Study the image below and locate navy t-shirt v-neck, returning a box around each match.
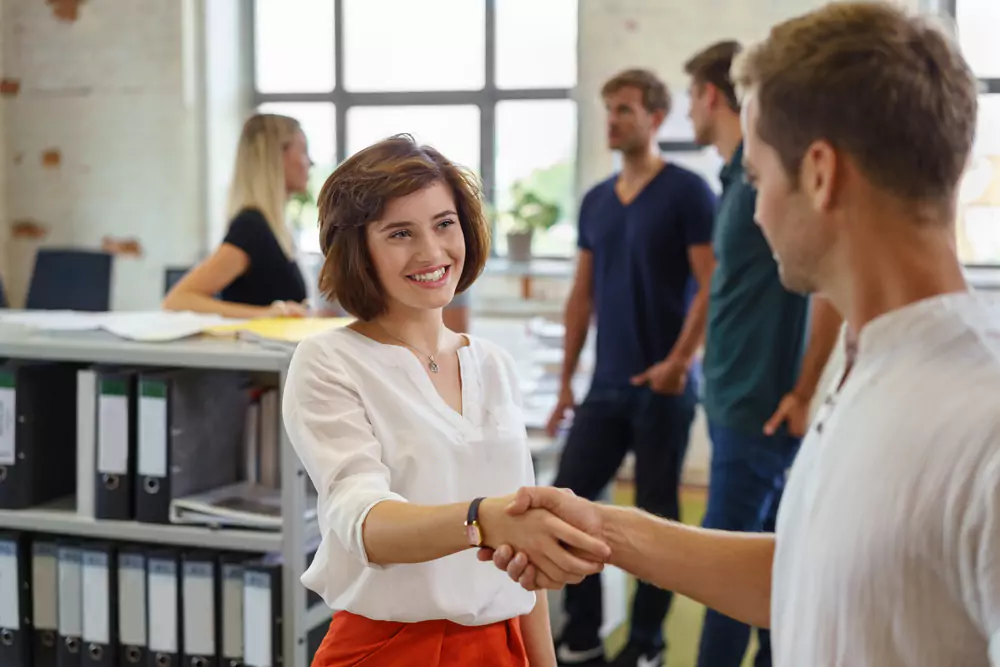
[578,163,717,387]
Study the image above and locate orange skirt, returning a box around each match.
[312,611,528,667]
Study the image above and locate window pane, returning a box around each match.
[495,100,577,257]
[343,0,485,92]
[958,94,1000,265]
[957,0,1000,78]
[496,0,576,89]
[257,102,336,254]
[346,106,481,174]
[254,0,335,93]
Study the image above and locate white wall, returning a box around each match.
[1,0,246,309]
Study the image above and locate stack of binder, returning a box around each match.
[0,531,293,667]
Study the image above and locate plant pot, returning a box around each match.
[506,230,534,263]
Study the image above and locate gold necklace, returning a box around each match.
[375,322,441,373]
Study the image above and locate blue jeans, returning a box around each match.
[696,422,800,667]
[553,380,697,652]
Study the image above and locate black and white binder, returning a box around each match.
[32,538,59,667]
[0,532,31,667]
[219,555,245,667]
[95,368,138,520]
[136,370,246,524]
[0,362,78,509]
[81,543,117,667]
[182,551,220,667]
[242,560,282,667]
[116,546,147,666]
[57,544,83,667]
[146,549,181,667]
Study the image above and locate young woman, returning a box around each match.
[282,135,610,667]
[163,113,312,318]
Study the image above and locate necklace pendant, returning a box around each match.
[428,358,440,373]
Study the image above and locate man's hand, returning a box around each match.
[631,357,688,395]
[763,391,810,437]
[477,487,608,591]
[545,386,575,437]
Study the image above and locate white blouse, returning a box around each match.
[282,327,537,625]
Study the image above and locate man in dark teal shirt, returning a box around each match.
[683,41,843,667]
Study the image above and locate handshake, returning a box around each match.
[474,486,612,591]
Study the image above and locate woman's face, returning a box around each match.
[366,180,466,315]
[283,129,312,195]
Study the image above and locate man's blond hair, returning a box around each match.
[733,1,977,206]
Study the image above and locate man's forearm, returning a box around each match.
[794,295,843,399]
[560,295,591,387]
[598,505,774,628]
[667,287,709,365]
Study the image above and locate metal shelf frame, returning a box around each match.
[0,325,326,667]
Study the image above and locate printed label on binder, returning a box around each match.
[0,374,16,466]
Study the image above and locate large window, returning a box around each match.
[252,0,578,257]
[953,0,1000,265]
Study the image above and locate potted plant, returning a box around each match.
[504,181,561,263]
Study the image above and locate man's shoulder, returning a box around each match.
[581,176,617,205]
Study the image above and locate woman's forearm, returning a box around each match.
[521,592,556,666]
[162,291,271,319]
[362,500,477,565]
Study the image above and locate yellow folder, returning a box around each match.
[206,316,353,344]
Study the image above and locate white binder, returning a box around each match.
[57,546,83,661]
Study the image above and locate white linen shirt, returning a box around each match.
[282,327,536,625]
[772,292,1000,666]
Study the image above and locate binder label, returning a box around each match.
[138,380,168,478]
[58,548,83,636]
[32,543,58,631]
[119,555,147,646]
[221,571,244,659]
[243,572,273,667]
[82,550,110,644]
[148,561,179,653]
[0,377,16,466]
[183,560,217,655]
[0,540,19,630]
[98,384,129,474]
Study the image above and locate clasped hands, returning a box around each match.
[476,487,608,591]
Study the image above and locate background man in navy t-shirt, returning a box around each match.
[546,69,717,667]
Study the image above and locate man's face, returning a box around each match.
[742,95,833,295]
[687,80,714,147]
[604,86,662,154]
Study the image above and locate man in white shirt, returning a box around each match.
[482,2,1000,665]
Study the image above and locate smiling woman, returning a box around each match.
[282,134,610,667]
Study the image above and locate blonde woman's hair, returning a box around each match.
[227,113,302,257]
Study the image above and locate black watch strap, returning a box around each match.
[467,497,485,524]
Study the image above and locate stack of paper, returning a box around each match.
[206,317,352,350]
[169,481,317,530]
[0,310,244,342]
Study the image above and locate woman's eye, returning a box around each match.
[389,230,411,239]
[439,219,456,229]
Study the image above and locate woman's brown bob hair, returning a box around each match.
[316,134,492,321]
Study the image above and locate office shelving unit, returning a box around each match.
[0,324,327,667]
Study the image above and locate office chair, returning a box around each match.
[164,266,191,296]
[25,248,113,312]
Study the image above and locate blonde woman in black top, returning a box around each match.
[164,113,312,318]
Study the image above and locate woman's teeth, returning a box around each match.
[410,267,446,282]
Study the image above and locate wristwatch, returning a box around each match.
[465,497,486,547]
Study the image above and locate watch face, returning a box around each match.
[466,524,482,546]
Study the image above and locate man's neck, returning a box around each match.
[619,148,663,183]
[712,116,744,165]
[827,219,968,336]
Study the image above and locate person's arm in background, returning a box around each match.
[281,339,611,583]
[632,177,718,394]
[764,295,842,436]
[546,249,594,436]
[162,244,307,319]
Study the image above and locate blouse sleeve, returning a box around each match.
[282,337,407,568]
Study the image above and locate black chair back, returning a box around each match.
[26,248,113,312]
[164,266,191,296]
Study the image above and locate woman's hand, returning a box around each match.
[478,496,609,588]
[265,299,310,318]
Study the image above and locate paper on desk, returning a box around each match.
[0,310,246,342]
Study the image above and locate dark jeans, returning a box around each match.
[554,380,696,652]
[695,422,801,667]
